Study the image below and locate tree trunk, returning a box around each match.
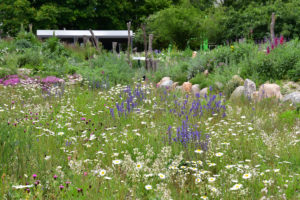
[112,42,117,54]
[270,12,276,44]
[127,22,132,67]
[148,34,154,70]
[89,29,99,50]
[141,24,148,70]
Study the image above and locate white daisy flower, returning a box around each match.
[145,185,152,190]
[208,177,216,182]
[100,169,106,176]
[58,132,64,136]
[158,173,166,179]
[230,184,243,190]
[201,196,208,200]
[195,178,201,183]
[195,149,203,154]
[112,159,122,165]
[215,152,223,157]
[136,162,143,170]
[242,173,252,179]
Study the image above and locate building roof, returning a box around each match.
[37,30,134,39]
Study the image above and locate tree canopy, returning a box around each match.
[0,0,300,49]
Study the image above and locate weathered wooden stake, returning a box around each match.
[118,43,122,53]
[127,22,132,67]
[141,24,148,70]
[112,42,117,54]
[89,29,99,50]
[148,34,154,70]
[270,12,276,44]
[29,24,32,33]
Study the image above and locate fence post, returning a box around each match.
[141,24,148,70]
[270,12,276,44]
[127,22,132,68]
[112,42,117,54]
[148,34,154,70]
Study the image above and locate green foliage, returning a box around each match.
[77,53,135,87]
[17,48,43,68]
[240,39,300,84]
[279,110,300,126]
[189,73,209,89]
[146,6,202,49]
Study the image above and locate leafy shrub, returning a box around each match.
[279,110,300,126]
[17,49,43,68]
[189,73,209,89]
[15,39,32,49]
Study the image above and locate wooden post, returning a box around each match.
[127,22,132,67]
[118,43,122,53]
[141,24,148,70]
[270,12,276,44]
[89,29,99,50]
[148,34,154,70]
[29,24,32,33]
[112,42,117,54]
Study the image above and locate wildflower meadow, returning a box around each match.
[0,76,299,199]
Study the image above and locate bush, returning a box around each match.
[17,48,43,68]
[189,73,209,89]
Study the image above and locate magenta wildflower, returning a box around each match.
[83,172,88,176]
[271,44,274,50]
[266,46,270,54]
[274,37,278,47]
[81,117,86,121]
[59,185,64,190]
[280,36,284,45]
[53,174,58,180]
[3,78,20,86]
[32,174,37,179]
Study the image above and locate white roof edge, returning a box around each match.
[36,30,134,38]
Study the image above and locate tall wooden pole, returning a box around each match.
[112,42,117,54]
[270,12,276,44]
[89,29,99,50]
[148,34,154,70]
[127,22,132,67]
[141,24,148,70]
[29,24,32,33]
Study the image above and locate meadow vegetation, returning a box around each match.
[0,32,299,199]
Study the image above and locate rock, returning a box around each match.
[252,91,259,102]
[203,70,209,76]
[230,86,245,100]
[161,77,171,83]
[159,80,173,89]
[244,79,256,98]
[283,92,300,104]
[232,75,244,85]
[258,83,282,101]
[175,86,182,92]
[182,82,192,92]
[191,84,200,95]
[282,81,300,94]
[192,51,197,58]
[172,82,179,90]
[214,81,224,90]
[200,87,208,97]
[157,77,172,88]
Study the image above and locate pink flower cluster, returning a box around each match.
[266,36,285,54]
